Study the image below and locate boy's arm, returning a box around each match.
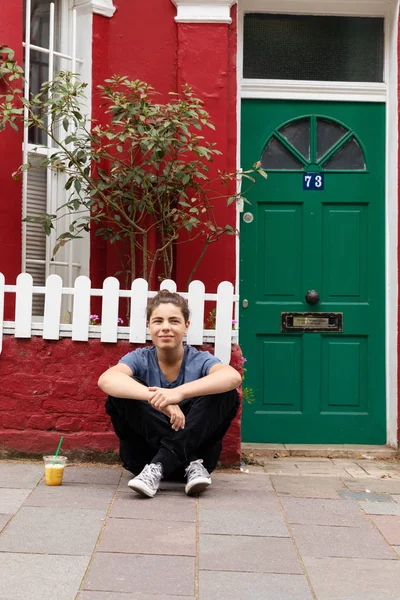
[149,364,241,410]
[98,363,151,401]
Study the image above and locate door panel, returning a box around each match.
[240,100,385,444]
[322,205,368,299]
[261,336,303,410]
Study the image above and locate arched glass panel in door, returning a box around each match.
[261,116,367,172]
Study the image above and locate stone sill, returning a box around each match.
[242,443,399,461]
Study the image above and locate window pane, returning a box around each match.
[243,14,384,82]
[322,138,366,170]
[24,0,61,145]
[279,118,310,161]
[261,137,303,170]
[317,119,348,160]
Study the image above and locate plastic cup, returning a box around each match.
[44,455,67,486]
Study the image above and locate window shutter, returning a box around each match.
[26,153,47,315]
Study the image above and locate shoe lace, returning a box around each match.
[185,459,209,479]
[139,463,162,487]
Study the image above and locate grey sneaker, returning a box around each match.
[128,463,163,498]
[185,459,211,496]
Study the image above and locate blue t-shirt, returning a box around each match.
[119,345,221,388]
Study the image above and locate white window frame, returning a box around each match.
[237,0,399,447]
[22,0,116,306]
[23,0,89,301]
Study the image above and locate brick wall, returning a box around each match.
[0,337,243,464]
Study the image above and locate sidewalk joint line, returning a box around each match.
[270,475,318,600]
[73,467,124,600]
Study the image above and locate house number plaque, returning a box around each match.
[281,312,343,333]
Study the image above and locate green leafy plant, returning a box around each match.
[241,358,255,404]
[0,45,267,286]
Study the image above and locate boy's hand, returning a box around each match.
[162,404,185,431]
[148,387,184,409]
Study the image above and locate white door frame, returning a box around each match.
[237,0,399,446]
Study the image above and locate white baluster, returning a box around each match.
[187,280,205,345]
[43,274,63,340]
[15,273,33,338]
[130,278,148,343]
[160,279,177,292]
[72,276,91,341]
[101,277,119,343]
[215,281,234,364]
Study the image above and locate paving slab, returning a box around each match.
[78,593,196,600]
[62,465,122,486]
[0,506,106,555]
[211,472,274,491]
[199,486,275,509]
[272,476,345,498]
[303,556,400,600]
[262,462,302,475]
[359,501,400,515]
[0,514,12,532]
[199,506,289,537]
[291,522,396,559]
[199,533,302,573]
[83,553,195,596]
[0,462,43,488]
[393,546,400,556]
[338,490,394,503]
[198,571,313,600]
[281,497,367,527]
[368,515,400,545]
[294,463,349,476]
[98,517,196,555]
[25,484,115,510]
[342,478,400,494]
[0,488,32,513]
[0,552,89,600]
[111,491,196,521]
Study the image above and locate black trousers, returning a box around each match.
[105,381,240,480]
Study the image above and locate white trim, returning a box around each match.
[241,0,391,17]
[73,0,116,18]
[237,0,399,446]
[241,80,387,103]
[171,0,236,23]
[385,0,399,446]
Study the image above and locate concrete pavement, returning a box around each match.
[0,456,400,599]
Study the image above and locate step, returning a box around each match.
[242,443,399,461]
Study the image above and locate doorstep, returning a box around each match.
[241,443,399,461]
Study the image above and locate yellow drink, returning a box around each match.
[45,464,65,486]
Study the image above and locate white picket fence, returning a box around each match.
[0,273,239,364]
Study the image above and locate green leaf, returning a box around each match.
[62,117,69,131]
[74,179,81,193]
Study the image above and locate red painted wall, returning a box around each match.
[90,3,237,292]
[174,10,238,290]
[0,337,242,464]
[0,2,24,317]
[90,1,178,288]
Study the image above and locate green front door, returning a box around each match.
[240,100,386,444]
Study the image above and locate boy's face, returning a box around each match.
[148,303,189,350]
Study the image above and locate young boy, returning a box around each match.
[99,290,241,498]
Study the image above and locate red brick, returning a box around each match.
[0,337,242,463]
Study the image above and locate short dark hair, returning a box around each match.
[147,290,190,323]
